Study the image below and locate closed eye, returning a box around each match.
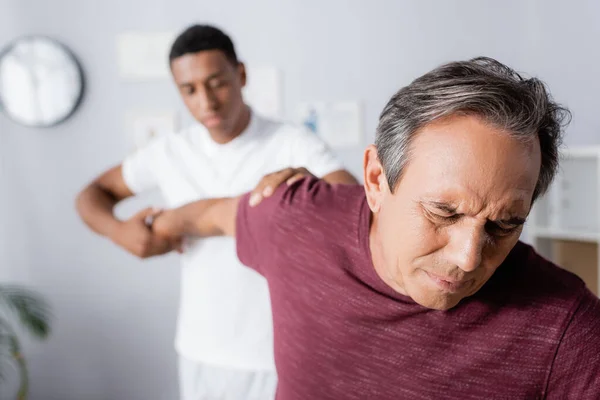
[208,78,228,89]
[485,221,521,236]
[180,85,195,95]
[425,208,461,224]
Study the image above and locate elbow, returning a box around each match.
[75,182,104,218]
[75,187,87,217]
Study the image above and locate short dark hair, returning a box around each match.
[169,24,238,64]
[375,57,571,201]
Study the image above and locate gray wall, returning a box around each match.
[0,0,597,399]
[526,0,600,146]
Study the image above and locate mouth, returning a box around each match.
[424,271,471,293]
[202,115,224,128]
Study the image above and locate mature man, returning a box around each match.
[76,24,356,400]
[152,57,600,399]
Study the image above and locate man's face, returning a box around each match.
[365,115,541,310]
[170,50,246,138]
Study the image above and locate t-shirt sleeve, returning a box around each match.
[290,128,345,177]
[236,177,333,276]
[545,288,600,399]
[121,138,165,194]
[235,191,272,275]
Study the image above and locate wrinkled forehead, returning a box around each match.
[397,115,541,206]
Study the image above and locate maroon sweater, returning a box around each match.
[236,178,600,399]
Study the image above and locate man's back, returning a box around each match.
[236,178,600,399]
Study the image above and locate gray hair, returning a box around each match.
[375,57,571,201]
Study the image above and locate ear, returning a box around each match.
[363,144,388,213]
[237,62,247,88]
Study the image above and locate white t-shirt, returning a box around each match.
[122,112,343,370]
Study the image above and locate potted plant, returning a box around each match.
[0,285,51,400]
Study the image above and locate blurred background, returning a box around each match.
[1,0,599,399]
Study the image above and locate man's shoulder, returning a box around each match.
[241,177,366,238]
[235,177,367,272]
[253,113,293,132]
[273,176,365,212]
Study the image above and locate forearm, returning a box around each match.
[75,184,122,238]
[157,197,240,238]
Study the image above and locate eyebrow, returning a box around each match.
[425,201,458,214]
[425,201,527,225]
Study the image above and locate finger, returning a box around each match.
[262,185,274,197]
[250,168,297,206]
[134,207,155,219]
[170,237,185,255]
[249,177,274,206]
[295,167,312,175]
[249,192,263,207]
[262,168,297,196]
[147,237,174,257]
[143,207,163,228]
[295,167,315,179]
[173,238,184,254]
[286,173,306,186]
[249,172,276,206]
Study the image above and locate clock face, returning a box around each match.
[0,36,84,127]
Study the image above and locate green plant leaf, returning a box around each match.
[0,320,18,383]
[0,285,51,339]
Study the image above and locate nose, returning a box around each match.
[445,224,486,273]
[196,86,219,111]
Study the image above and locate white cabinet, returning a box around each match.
[527,146,600,295]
